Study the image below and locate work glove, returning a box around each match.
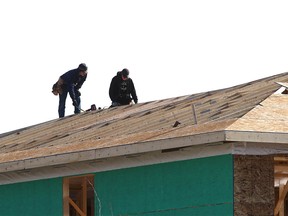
[72,99,78,107]
[75,89,81,97]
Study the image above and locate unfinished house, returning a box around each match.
[1,72,288,216]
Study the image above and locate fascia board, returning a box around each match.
[0,131,226,173]
[2,129,288,174]
[225,130,288,144]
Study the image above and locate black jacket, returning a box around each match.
[109,72,138,105]
[60,68,87,100]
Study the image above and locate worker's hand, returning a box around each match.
[72,99,78,107]
[75,89,81,97]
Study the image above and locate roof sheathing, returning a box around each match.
[1,72,288,172]
[227,94,288,133]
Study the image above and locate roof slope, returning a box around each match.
[1,72,288,166]
[228,94,288,133]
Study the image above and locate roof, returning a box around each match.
[1,72,288,177]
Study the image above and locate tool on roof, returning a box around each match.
[80,104,97,112]
[86,104,97,111]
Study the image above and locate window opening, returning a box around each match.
[63,175,95,216]
[274,156,288,216]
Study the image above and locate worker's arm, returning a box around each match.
[130,79,138,104]
[67,84,78,105]
[109,77,118,102]
[75,74,87,90]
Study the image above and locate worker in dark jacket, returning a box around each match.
[109,68,138,107]
[53,63,88,117]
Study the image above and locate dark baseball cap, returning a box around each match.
[78,63,88,72]
[122,68,129,78]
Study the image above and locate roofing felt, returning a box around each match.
[1,72,288,166]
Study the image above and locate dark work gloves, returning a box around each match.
[72,99,78,107]
[73,89,80,107]
[75,89,81,97]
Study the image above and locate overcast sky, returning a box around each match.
[1,0,288,134]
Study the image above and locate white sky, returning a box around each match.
[1,0,288,134]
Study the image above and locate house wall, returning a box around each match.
[234,155,274,216]
[0,177,62,216]
[94,154,233,215]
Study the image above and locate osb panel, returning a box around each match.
[1,72,288,167]
[260,93,288,108]
[227,118,288,133]
[227,95,288,133]
[0,119,234,164]
[234,155,274,216]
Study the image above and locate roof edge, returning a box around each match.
[0,131,226,173]
[225,130,288,143]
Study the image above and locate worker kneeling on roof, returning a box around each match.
[52,63,88,118]
[109,68,138,107]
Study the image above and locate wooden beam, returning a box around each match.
[82,177,87,215]
[275,173,288,178]
[279,183,284,216]
[275,156,288,162]
[63,178,69,216]
[274,180,288,215]
[69,197,86,216]
[275,165,288,172]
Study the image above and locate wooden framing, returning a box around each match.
[63,174,94,216]
[274,181,288,215]
[274,155,288,216]
[63,178,70,216]
[278,183,285,216]
[274,155,288,215]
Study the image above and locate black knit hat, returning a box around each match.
[122,68,129,78]
[78,63,88,72]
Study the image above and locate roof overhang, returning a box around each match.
[1,128,288,176]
